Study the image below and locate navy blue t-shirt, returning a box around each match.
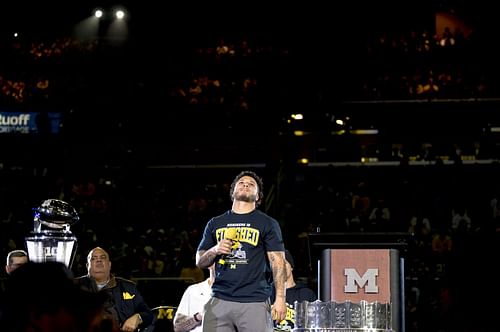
[197,209,285,302]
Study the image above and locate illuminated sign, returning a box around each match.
[0,111,61,134]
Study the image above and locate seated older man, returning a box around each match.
[76,247,154,332]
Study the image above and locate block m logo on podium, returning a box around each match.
[323,249,391,303]
[344,268,379,293]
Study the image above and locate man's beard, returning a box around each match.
[233,192,257,203]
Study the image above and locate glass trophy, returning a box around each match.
[25,199,79,268]
[293,300,393,331]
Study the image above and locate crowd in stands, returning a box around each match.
[0,37,97,106]
[1,21,498,112]
[341,26,496,101]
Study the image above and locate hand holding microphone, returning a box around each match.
[218,228,237,265]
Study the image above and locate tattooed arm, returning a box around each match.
[268,250,287,322]
[196,239,232,269]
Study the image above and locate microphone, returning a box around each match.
[218,228,237,265]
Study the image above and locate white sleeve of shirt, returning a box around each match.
[176,284,195,316]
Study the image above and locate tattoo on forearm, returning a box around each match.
[269,251,286,298]
[197,249,217,269]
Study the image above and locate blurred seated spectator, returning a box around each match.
[173,264,215,332]
[5,249,28,275]
[1,261,118,332]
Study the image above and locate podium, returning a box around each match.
[307,232,409,332]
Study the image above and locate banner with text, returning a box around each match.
[0,111,61,134]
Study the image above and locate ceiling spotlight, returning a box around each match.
[115,10,125,20]
[94,9,103,18]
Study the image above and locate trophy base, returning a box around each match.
[294,301,393,332]
[293,329,394,332]
[25,231,77,268]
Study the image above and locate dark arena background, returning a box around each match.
[1,1,500,331]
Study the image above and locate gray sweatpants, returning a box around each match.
[202,297,273,332]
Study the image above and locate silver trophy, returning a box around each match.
[25,199,79,268]
[294,300,393,331]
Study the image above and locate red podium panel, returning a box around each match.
[308,232,408,332]
[328,249,391,303]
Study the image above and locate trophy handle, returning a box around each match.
[69,241,78,269]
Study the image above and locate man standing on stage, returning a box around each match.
[196,170,287,332]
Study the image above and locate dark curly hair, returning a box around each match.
[230,170,264,207]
